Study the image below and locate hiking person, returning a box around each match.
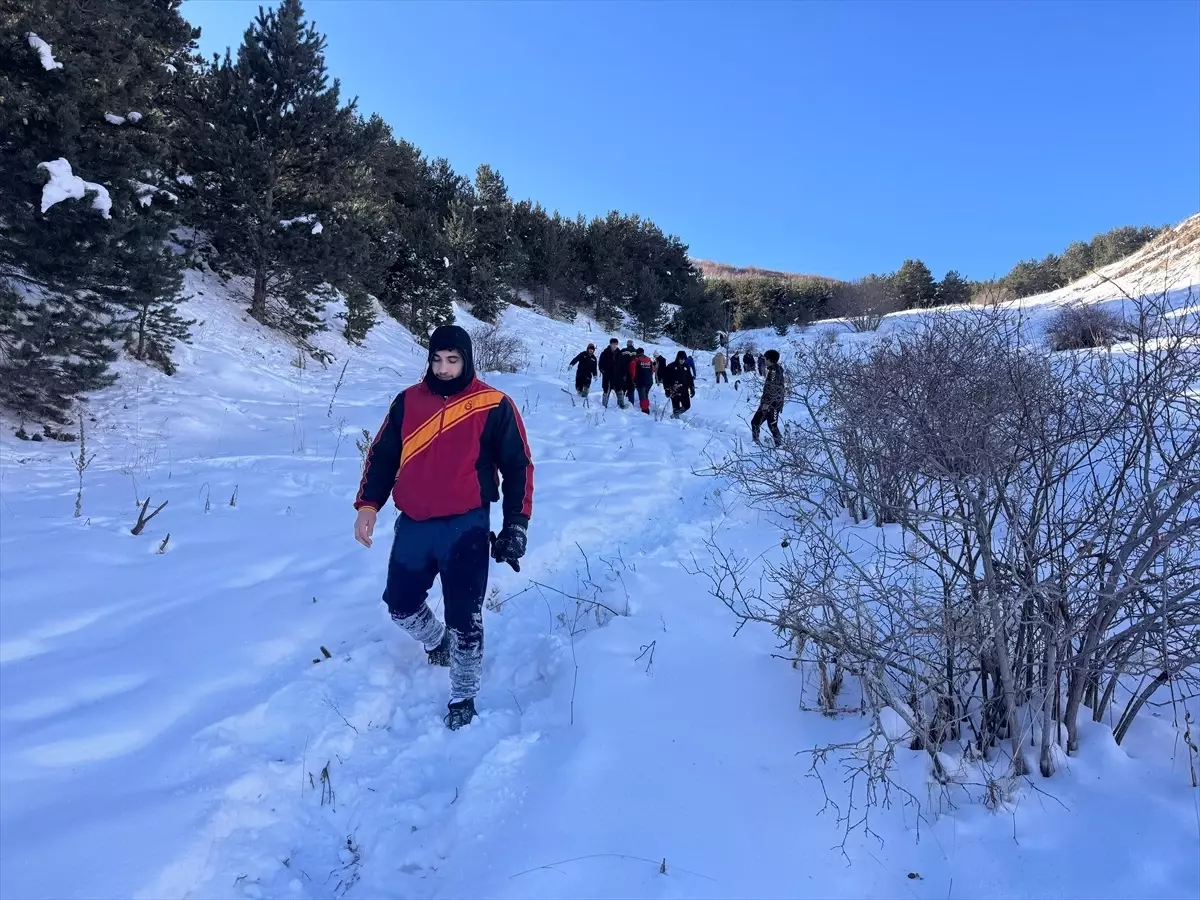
[757,352,767,376]
[654,352,667,385]
[729,352,742,376]
[598,338,625,408]
[620,340,638,406]
[751,348,786,446]
[685,352,697,380]
[712,350,728,383]
[629,346,656,414]
[568,343,598,398]
[353,325,535,730]
[662,350,696,418]
[742,350,755,374]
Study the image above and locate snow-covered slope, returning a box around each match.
[1,243,1198,900]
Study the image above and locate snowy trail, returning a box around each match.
[132,378,748,900]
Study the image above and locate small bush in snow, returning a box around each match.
[1044,303,1132,351]
[702,291,1200,805]
[470,323,528,374]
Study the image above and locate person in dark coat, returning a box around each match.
[629,347,655,414]
[597,338,626,408]
[742,350,755,374]
[654,353,667,385]
[757,353,767,376]
[619,340,638,406]
[730,352,742,376]
[751,348,785,446]
[662,350,696,418]
[568,344,599,398]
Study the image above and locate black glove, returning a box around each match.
[489,523,527,572]
[689,387,695,397]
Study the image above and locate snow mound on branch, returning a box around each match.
[105,113,126,126]
[133,181,179,208]
[27,33,62,71]
[37,158,112,219]
[278,214,322,235]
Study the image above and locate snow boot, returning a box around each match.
[426,628,452,667]
[444,697,476,730]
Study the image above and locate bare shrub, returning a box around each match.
[826,277,903,333]
[1044,302,1132,351]
[470,323,529,374]
[702,290,1200,806]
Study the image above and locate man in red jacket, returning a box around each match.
[353,325,534,730]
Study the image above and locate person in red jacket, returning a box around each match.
[629,347,655,414]
[353,325,534,730]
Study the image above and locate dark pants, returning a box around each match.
[384,507,490,700]
[636,383,651,413]
[576,374,592,397]
[714,370,728,383]
[670,387,691,417]
[752,403,783,445]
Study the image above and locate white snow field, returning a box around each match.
[3,220,1200,900]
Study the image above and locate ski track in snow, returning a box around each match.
[2,265,1199,899]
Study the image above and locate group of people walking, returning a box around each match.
[568,338,697,417]
[568,337,786,445]
[710,348,768,383]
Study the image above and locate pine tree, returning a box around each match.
[365,131,459,339]
[894,259,938,308]
[0,0,199,421]
[935,270,972,307]
[184,0,368,338]
[453,164,513,322]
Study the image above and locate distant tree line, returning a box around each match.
[0,0,1174,424]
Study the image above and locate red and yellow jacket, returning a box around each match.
[354,378,534,527]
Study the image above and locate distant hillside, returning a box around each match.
[691,259,831,283]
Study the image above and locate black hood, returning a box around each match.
[423,324,475,396]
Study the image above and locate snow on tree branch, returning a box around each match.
[37,159,112,219]
[278,214,323,235]
[27,33,63,71]
[104,111,144,126]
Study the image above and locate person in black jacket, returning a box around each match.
[751,349,786,446]
[618,340,638,406]
[568,343,598,398]
[597,338,625,408]
[662,350,696,418]
[654,352,667,385]
[742,350,755,375]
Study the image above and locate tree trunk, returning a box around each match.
[135,301,148,360]
[1039,632,1058,776]
[252,264,268,322]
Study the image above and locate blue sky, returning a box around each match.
[181,0,1199,282]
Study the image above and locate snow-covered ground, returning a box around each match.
[2,235,1199,899]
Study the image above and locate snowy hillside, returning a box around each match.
[2,242,1199,900]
